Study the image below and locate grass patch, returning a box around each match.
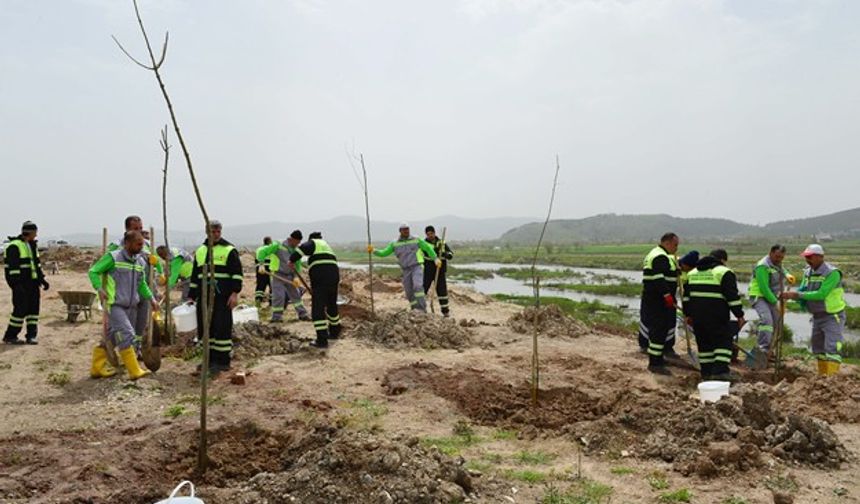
[503,469,548,483]
[764,473,798,493]
[659,488,693,503]
[514,450,556,465]
[540,479,614,504]
[446,266,495,283]
[164,404,187,418]
[335,397,389,432]
[464,460,495,472]
[609,466,636,475]
[721,497,749,504]
[492,294,636,333]
[421,421,483,456]
[647,471,670,491]
[46,371,71,387]
[498,268,587,281]
[492,428,518,440]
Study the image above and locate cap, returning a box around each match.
[399,222,410,229]
[21,221,38,232]
[678,250,699,267]
[290,230,303,240]
[425,225,436,233]
[209,220,222,229]
[801,244,824,257]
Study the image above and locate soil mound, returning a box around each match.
[217,431,482,503]
[351,311,475,350]
[507,305,587,338]
[40,246,100,272]
[382,363,851,475]
[232,321,310,359]
[773,374,860,423]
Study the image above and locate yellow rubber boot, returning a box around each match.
[119,347,150,380]
[824,361,841,376]
[90,346,117,378]
[816,360,827,376]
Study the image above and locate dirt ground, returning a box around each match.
[0,250,859,503]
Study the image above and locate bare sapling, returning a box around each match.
[529,155,561,406]
[113,0,215,472]
[159,125,174,343]
[348,148,375,317]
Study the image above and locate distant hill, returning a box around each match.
[500,208,860,243]
[59,215,537,247]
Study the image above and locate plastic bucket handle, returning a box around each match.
[169,480,195,498]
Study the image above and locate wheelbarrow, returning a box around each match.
[58,291,97,323]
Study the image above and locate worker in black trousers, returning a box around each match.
[4,221,48,345]
[422,225,453,316]
[289,232,340,348]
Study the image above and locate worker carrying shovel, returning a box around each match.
[256,230,311,323]
[781,244,846,376]
[288,232,340,349]
[369,222,439,312]
[88,230,158,380]
[748,244,796,365]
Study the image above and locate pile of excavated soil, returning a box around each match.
[40,246,100,272]
[232,321,311,359]
[382,362,851,476]
[351,311,475,350]
[772,374,860,424]
[507,304,587,338]
[212,430,495,503]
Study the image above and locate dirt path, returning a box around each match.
[0,255,858,503]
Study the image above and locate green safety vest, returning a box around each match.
[642,246,677,285]
[306,239,337,270]
[5,239,38,280]
[194,244,242,282]
[802,263,846,315]
[685,265,742,308]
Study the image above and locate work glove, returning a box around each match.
[434,258,442,268]
[40,280,50,291]
[292,278,302,289]
[157,274,167,286]
[367,245,374,254]
[148,254,159,266]
[662,293,675,309]
[786,273,796,285]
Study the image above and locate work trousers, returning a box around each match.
[752,298,779,351]
[811,311,845,363]
[108,304,138,350]
[255,272,270,305]
[402,265,426,312]
[196,294,234,368]
[133,298,151,352]
[4,282,40,342]
[310,264,340,345]
[423,263,449,315]
[693,320,734,378]
[271,275,308,321]
[639,299,675,366]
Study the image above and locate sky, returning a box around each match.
[2,0,859,237]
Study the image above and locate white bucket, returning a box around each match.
[172,303,197,333]
[232,304,259,324]
[698,381,730,403]
[154,481,204,504]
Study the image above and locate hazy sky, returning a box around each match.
[2,0,859,237]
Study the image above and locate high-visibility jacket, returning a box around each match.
[165,247,193,288]
[88,249,153,308]
[3,237,43,285]
[188,239,243,299]
[256,242,302,275]
[682,256,744,324]
[254,245,272,271]
[374,236,437,270]
[289,239,338,271]
[641,246,677,301]
[799,262,846,315]
[748,256,791,305]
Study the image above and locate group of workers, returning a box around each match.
[639,232,847,380]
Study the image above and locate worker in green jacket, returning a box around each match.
[256,230,311,322]
[156,246,194,299]
[88,230,157,379]
[782,244,846,376]
[369,222,439,312]
[254,236,273,307]
[748,244,796,357]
